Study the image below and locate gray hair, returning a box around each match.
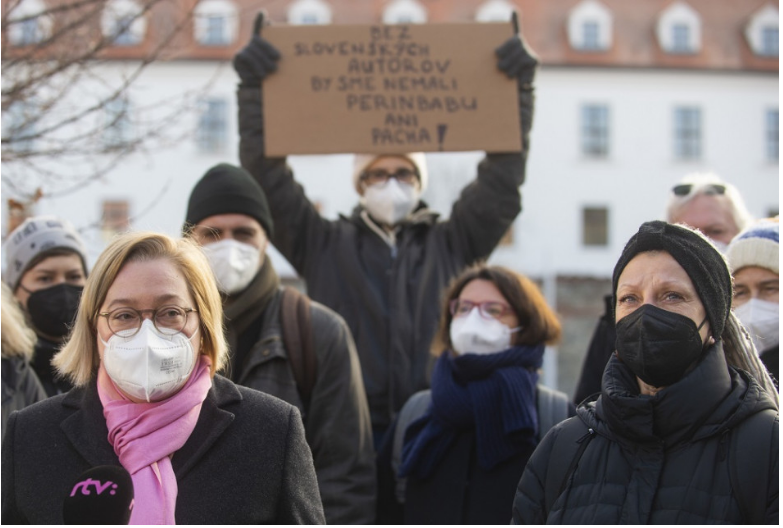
[665,173,753,233]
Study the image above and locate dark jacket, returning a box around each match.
[32,338,73,397]
[512,344,779,524]
[238,87,530,429]
[230,287,376,524]
[1,374,325,524]
[573,294,616,404]
[1,357,46,439]
[761,345,778,387]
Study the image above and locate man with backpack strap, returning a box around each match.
[184,163,376,524]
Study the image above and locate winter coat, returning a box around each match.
[512,343,779,524]
[572,294,615,404]
[238,87,530,429]
[1,357,46,439]
[1,374,325,524]
[32,337,73,397]
[229,287,376,524]
[760,345,778,387]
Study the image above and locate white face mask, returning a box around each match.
[360,179,420,226]
[201,239,261,295]
[735,299,779,354]
[449,308,520,355]
[101,319,199,402]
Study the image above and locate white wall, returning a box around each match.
[4,63,778,280]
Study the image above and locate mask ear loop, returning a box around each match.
[696,317,714,347]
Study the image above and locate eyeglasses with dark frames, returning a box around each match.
[672,183,727,197]
[98,305,198,337]
[360,168,419,187]
[449,299,513,320]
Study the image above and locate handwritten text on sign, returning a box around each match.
[262,23,521,156]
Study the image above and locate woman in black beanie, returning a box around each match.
[512,220,778,525]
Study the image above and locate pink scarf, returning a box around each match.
[98,355,212,525]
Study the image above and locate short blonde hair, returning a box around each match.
[1,282,36,361]
[53,232,227,386]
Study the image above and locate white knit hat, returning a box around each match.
[3,216,88,290]
[352,153,429,194]
[727,219,779,274]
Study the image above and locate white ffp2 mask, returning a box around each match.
[735,299,779,354]
[450,308,520,355]
[360,179,420,226]
[101,319,199,402]
[201,239,261,295]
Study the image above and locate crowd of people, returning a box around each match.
[1,14,778,526]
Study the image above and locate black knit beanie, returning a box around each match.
[185,163,274,238]
[612,221,732,339]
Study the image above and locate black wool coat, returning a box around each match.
[1,374,325,524]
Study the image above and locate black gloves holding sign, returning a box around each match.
[232,11,537,154]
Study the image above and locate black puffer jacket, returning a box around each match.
[238,88,531,429]
[512,344,779,524]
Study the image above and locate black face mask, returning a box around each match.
[615,304,708,388]
[24,283,84,339]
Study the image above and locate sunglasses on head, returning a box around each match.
[672,183,727,196]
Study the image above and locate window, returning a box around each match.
[581,104,609,157]
[7,0,52,46]
[762,26,779,56]
[671,23,690,53]
[745,5,779,57]
[197,98,228,152]
[656,2,701,54]
[475,0,515,23]
[287,0,332,25]
[102,200,130,233]
[3,101,37,152]
[567,0,612,51]
[104,97,132,148]
[102,0,146,47]
[583,207,608,246]
[382,0,427,24]
[767,109,778,161]
[674,107,701,160]
[194,0,237,46]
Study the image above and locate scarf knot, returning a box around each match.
[399,345,544,479]
[99,355,212,525]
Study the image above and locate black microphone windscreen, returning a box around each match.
[62,465,134,525]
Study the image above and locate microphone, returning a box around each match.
[63,465,134,525]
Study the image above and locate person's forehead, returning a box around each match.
[28,253,83,273]
[619,251,695,288]
[105,259,192,307]
[673,194,734,225]
[367,155,415,171]
[197,213,262,231]
[733,266,779,285]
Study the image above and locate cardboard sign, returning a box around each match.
[262,23,521,156]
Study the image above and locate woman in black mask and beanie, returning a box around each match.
[3,216,89,396]
[512,220,778,525]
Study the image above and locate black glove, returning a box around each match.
[232,12,281,88]
[495,13,539,88]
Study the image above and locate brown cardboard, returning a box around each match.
[261,23,521,156]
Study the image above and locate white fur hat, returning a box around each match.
[352,153,429,194]
[727,219,779,274]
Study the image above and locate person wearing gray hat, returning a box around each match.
[184,163,376,525]
[3,216,89,396]
[512,221,778,525]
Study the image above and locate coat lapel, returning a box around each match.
[59,380,120,467]
[172,375,240,480]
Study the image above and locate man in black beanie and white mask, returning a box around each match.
[184,163,376,525]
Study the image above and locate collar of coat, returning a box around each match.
[343,201,439,246]
[59,374,240,480]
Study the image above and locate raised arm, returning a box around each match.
[442,17,538,263]
[234,13,333,274]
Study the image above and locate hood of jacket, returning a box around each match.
[577,342,778,449]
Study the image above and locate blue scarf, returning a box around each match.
[399,345,544,479]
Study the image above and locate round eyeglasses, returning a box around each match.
[360,168,419,187]
[449,299,512,320]
[98,305,198,337]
